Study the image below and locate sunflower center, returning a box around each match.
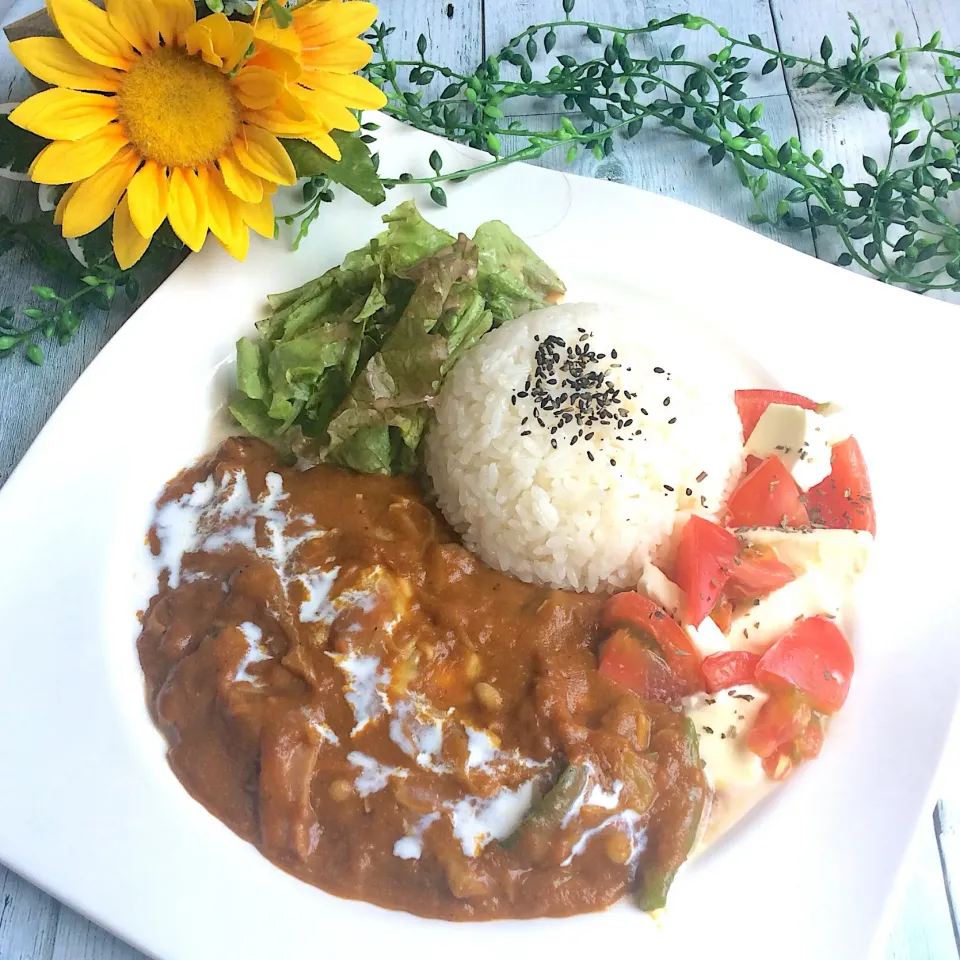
[117,48,240,168]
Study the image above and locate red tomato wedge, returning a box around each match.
[725,544,796,600]
[600,592,704,697]
[805,436,876,535]
[701,650,761,693]
[674,516,739,627]
[598,629,689,703]
[725,456,810,529]
[755,616,853,713]
[748,690,825,780]
[710,594,734,634]
[735,389,817,441]
[746,688,811,759]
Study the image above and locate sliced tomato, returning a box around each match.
[674,516,739,627]
[710,593,734,634]
[746,688,812,760]
[701,650,761,694]
[725,544,796,600]
[755,616,853,713]
[795,713,826,760]
[725,456,809,529]
[749,692,827,780]
[805,436,876,535]
[735,389,817,441]
[600,592,703,696]
[598,629,689,703]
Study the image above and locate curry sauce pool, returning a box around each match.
[138,436,706,920]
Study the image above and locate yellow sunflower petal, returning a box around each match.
[301,38,373,74]
[240,192,275,239]
[29,123,129,185]
[183,21,218,68]
[47,0,135,70]
[54,181,81,226]
[167,166,208,252]
[308,128,342,162]
[154,0,196,47]
[233,125,296,186]
[294,1,379,46]
[112,192,150,269]
[302,71,387,110]
[219,147,264,203]
[203,13,242,65]
[297,92,359,133]
[61,144,140,237]
[241,102,316,136]
[222,21,255,74]
[125,159,169,239]
[9,37,122,92]
[276,87,307,122]
[200,166,249,260]
[247,45,301,82]
[255,19,303,56]
[8,88,117,142]
[232,65,282,111]
[105,0,160,53]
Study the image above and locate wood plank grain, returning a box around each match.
[0,866,59,960]
[50,908,143,960]
[770,0,959,303]
[379,0,482,101]
[480,1,815,254]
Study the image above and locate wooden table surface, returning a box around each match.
[0,0,958,957]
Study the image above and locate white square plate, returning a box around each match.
[0,116,958,960]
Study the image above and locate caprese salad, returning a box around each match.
[595,388,874,830]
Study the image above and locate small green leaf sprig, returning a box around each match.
[366,3,960,293]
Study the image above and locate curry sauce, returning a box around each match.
[138,437,705,920]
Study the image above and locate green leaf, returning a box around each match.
[820,36,833,61]
[0,114,45,174]
[762,57,779,75]
[430,184,448,207]
[473,219,565,323]
[777,142,793,165]
[748,33,763,46]
[282,133,386,206]
[26,343,44,366]
[544,29,557,53]
[863,155,879,178]
[266,0,293,29]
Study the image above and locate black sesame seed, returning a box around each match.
[551,439,558,449]
[654,366,664,374]
[685,487,693,496]
[664,484,674,491]
[610,458,616,466]
[668,417,677,425]
[521,430,531,436]
[640,408,649,416]
[587,451,595,461]
[663,397,671,407]
[611,349,618,359]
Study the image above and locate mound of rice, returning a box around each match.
[424,302,745,592]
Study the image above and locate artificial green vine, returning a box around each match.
[1,1,958,367]
[365,2,960,292]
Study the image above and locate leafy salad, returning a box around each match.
[231,202,565,475]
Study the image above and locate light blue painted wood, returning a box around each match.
[0,1,958,958]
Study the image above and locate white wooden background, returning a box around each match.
[0,0,959,957]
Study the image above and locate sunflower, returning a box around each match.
[8,0,387,268]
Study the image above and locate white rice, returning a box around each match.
[424,303,744,592]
